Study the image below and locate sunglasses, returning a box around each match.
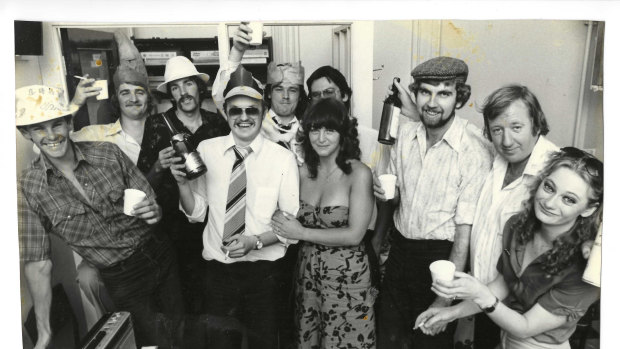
[560,146,603,178]
[227,107,262,118]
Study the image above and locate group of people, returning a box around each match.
[17,22,602,349]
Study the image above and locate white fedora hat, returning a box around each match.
[15,85,79,126]
[156,56,210,93]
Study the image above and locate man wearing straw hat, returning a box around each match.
[149,56,231,312]
[16,85,184,349]
[171,65,299,348]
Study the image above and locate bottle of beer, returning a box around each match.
[378,78,402,145]
[162,115,207,180]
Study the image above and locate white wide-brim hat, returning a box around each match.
[15,85,79,126]
[156,56,210,93]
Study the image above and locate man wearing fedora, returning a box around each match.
[171,65,299,348]
[16,85,184,349]
[149,56,231,312]
[372,57,493,349]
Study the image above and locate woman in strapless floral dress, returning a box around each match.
[272,98,376,349]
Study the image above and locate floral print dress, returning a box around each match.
[295,200,376,349]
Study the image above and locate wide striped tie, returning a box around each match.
[222,146,252,242]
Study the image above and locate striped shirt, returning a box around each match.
[18,141,156,268]
[388,116,493,241]
[470,136,558,283]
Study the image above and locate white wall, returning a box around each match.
[372,20,595,150]
[299,25,335,90]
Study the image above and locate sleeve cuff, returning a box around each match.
[179,191,207,223]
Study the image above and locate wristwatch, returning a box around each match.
[254,235,264,250]
[480,296,500,314]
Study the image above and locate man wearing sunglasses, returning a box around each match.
[213,22,307,166]
[172,65,299,349]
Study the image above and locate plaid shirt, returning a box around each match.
[18,141,156,268]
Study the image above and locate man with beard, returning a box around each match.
[372,57,493,349]
[172,65,299,348]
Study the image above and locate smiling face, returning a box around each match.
[534,167,597,232]
[415,81,458,130]
[308,127,341,158]
[117,83,149,120]
[270,82,300,117]
[169,77,200,113]
[488,100,539,164]
[20,117,73,161]
[225,96,265,147]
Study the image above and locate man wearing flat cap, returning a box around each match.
[373,57,493,349]
[16,85,183,349]
[172,65,299,348]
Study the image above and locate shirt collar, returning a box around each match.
[413,115,467,153]
[269,109,298,126]
[104,119,123,137]
[38,141,86,180]
[222,132,264,156]
[492,135,558,178]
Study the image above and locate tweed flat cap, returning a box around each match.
[411,57,468,83]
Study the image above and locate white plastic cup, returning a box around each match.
[378,174,397,200]
[123,189,146,216]
[93,80,108,100]
[429,260,456,283]
[248,22,263,46]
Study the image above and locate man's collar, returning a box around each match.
[414,115,466,152]
[104,119,123,137]
[269,109,298,126]
[223,132,264,155]
[38,141,85,180]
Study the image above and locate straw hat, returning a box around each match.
[156,56,210,93]
[15,85,79,126]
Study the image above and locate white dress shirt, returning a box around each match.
[70,120,142,165]
[470,136,558,283]
[183,133,300,263]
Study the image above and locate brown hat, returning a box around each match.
[411,57,469,83]
[224,65,263,100]
[113,64,149,90]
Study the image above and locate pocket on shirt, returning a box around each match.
[107,187,126,212]
[50,203,88,242]
[253,187,279,221]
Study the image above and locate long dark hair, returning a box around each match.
[510,149,603,275]
[301,98,360,179]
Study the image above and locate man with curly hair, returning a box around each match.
[372,57,493,349]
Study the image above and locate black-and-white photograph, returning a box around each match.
[6,2,616,348]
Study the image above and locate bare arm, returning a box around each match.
[24,260,53,349]
[273,163,374,246]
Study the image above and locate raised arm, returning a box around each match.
[24,260,53,349]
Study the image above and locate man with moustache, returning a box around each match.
[172,65,299,348]
[372,57,493,349]
[150,56,231,312]
[213,22,307,165]
[17,85,183,349]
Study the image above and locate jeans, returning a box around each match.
[202,259,283,349]
[376,231,455,349]
[99,233,184,349]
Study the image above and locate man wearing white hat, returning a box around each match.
[16,85,183,349]
[171,65,299,348]
[148,56,231,313]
